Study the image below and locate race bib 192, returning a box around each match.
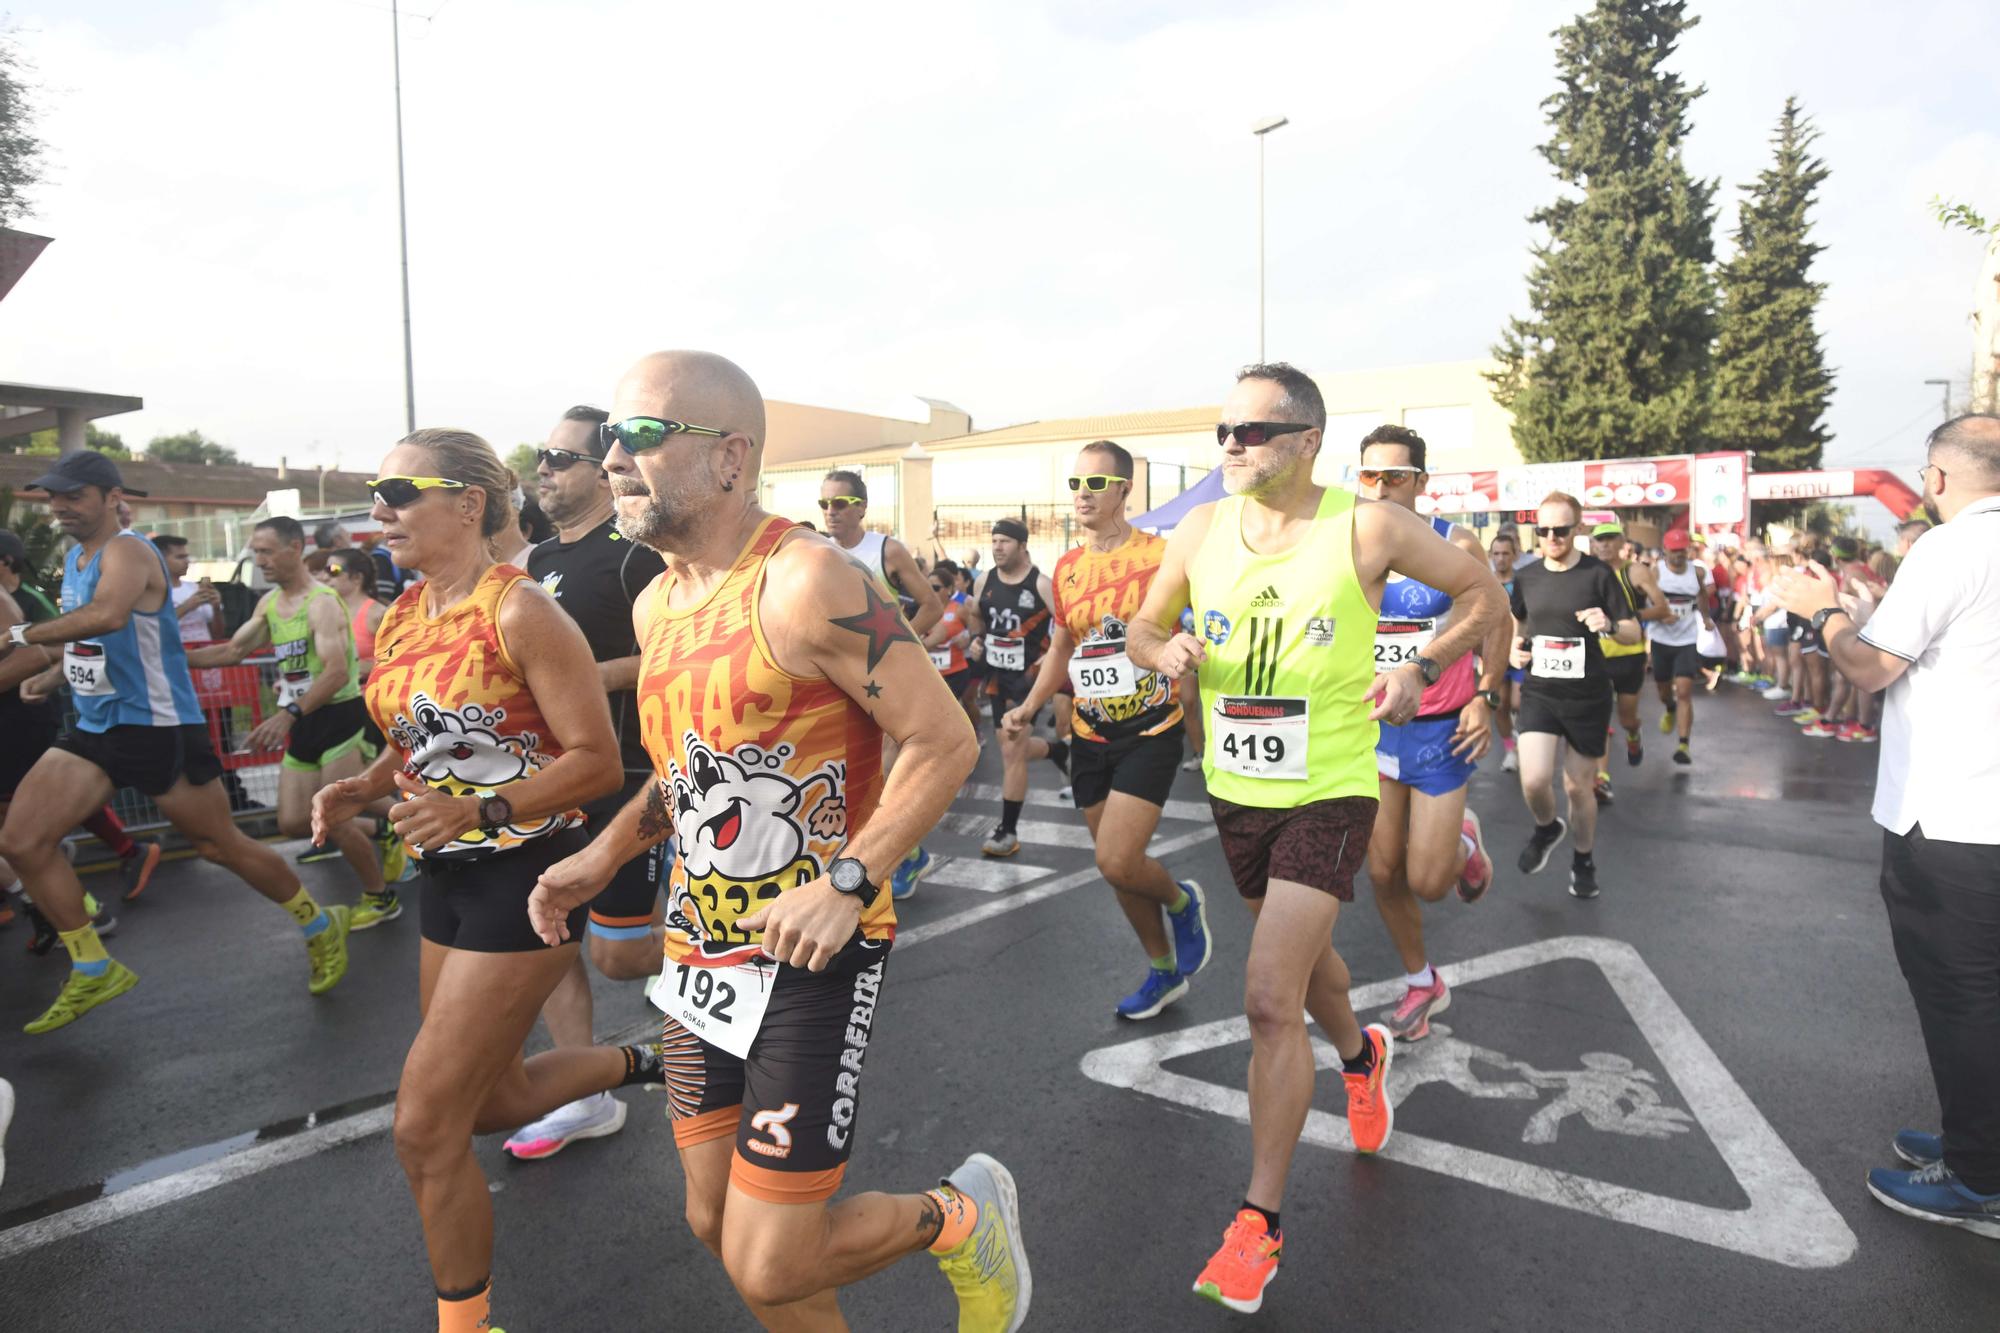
[1210,695,1310,781]
[649,956,777,1060]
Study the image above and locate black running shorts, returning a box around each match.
[582,775,672,938]
[1516,687,1614,758]
[1604,654,1647,697]
[284,696,370,770]
[1069,726,1182,810]
[0,703,60,799]
[52,722,224,797]
[418,824,589,953]
[1209,793,1377,902]
[987,668,1035,730]
[1650,640,1702,683]
[664,938,891,1205]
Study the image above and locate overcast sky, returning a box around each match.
[4,0,1995,483]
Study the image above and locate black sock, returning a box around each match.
[1573,849,1594,869]
[1241,1201,1280,1235]
[619,1042,663,1086]
[1047,738,1071,775]
[1000,799,1023,834]
[1341,1036,1377,1075]
[1537,819,1562,839]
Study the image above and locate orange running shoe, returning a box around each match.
[1192,1209,1281,1313]
[1343,1022,1395,1153]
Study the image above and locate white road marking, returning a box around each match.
[941,813,1096,848]
[1079,935,1858,1270]
[958,782,1209,824]
[921,855,1052,893]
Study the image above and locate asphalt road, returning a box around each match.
[2,681,1996,1331]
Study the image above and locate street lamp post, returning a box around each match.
[392,0,416,434]
[1923,378,1952,421]
[1252,115,1289,363]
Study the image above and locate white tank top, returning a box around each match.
[845,530,890,590]
[1649,562,1703,646]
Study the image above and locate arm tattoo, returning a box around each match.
[829,579,918,673]
[916,1194,944,1244]
[637,778,672,843]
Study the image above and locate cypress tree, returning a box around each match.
[1711,98,1834,472]
[1490,0,1719,462]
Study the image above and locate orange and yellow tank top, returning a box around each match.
[366,564,581,860]
[637,516,889,966]
[1052,529,1183,743]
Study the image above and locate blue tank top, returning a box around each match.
[61,531,203,732]
[1379,516,1456,619]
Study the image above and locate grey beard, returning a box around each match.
[615,492,696,550]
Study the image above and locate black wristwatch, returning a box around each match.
[829,856,880,909]
[1475,689,1501,709]
[1409,654,1443,688]
[477,793,514,835]
[282,701,304,720]
[1811,606,1849,635]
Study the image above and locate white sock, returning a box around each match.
[1405,965,1435,989]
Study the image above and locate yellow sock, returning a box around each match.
[926,1186,979,1253]
[59,924,111,977]
[436,1278,490,1332]
[279,886,328,936]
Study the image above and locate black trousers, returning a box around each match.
[1880,824,2000,1193]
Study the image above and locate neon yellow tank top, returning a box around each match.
[1188,486,1378,808]
[1601,565,1646,658]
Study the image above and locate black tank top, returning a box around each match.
[978,564,1051,673]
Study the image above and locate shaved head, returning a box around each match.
[1929,413,2000,489]
[605,350,768,554]
[613,350,766,454]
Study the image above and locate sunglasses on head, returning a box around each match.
[1534,524,1575,538]
[1217,421,1313,447]
[1358,467,1422,486]
[1067,474,1124,492]
[537,447,601,473]
[368,475,468,508]
[597,416,731,454]
[818,496,864,512]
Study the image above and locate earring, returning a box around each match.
[722,476,736,493]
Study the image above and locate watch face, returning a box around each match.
[831,858,864,892]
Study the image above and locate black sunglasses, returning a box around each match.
[367,475,469,508]
[1067,474,1125,492]
[1217,421,1313,447]
[537,447,602,473]
[1534,524,1575,538]
[598,416,732,454]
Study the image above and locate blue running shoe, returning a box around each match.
[891,846,931,902]
[1893,1129,1944,1168]
[1867,1161,2000,1239]
[1168,879,1211,979]
[1115,968,1187,1021]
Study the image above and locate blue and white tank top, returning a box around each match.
[61,531,203,732]
[1379,515,1457,621]
[1376,515,1475,717]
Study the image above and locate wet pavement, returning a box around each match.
[2,680,1996,1330]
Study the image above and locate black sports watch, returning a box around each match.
[1811,606,1848,635]
[282,701,304,720]
[1475,689,1501,709]
[829,856,880,909]
[1409,654,1443,688]
[477,793,514,835]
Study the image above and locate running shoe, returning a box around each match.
[1342,1023,1395,1153]
[1383,972,1450,1041]
[981,828,1020,858]
[0,895,15,930]
[1569,859,1600,900]
[1517,818,1567,875]
[503,1091,627,1160]
[1760,686,1792,701]
[0,1075,12,1189]
[23,901,57,955]
[296,842,343,865]
[1672,743,1692,766]
[1180,753,1204,773]
[1167,879,1210,978]
[1802,719,1840,738]
[1500,744,1518,774]
[1842,724,1879,744]
[1893,1130,1945,1168]
[1867,1161,2000,1240]
[305,905,352,995]
[119,839,163,902]
[1457,811,1492,904]
[24,960,140,1034]
[349,890,403,931]
[1703,667,1722,691]
[1658,709,1675,735]
[1056,786,1074,804]
[1193,1210,1282,1314]
[1772,701,1810,719]
[1115,968,1188,1020]
[1626,732,1643,767]
[378,826,411,884]
[934,1153,1030,1333]
[85,892,117,940]
[891,846,932,901]
[1594,775,1614,806]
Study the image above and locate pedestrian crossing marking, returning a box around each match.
[923,856,1052,894]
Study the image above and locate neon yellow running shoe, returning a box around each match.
[378,826,414,883]
[25,960,139,1034]
[1658,709,1675,735]
[306,904,352,995]
[349,890,403,932]
[934,1153,1030,1333]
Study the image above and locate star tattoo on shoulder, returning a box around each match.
[865,680,882,699]
[830,578,917,673]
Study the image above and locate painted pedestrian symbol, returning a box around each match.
[1080,936,1856,1269]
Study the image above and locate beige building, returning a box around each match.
[1972,234,1999,415]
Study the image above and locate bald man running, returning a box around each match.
[528,351,1029,1332]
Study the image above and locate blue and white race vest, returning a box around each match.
[60,531,203,732]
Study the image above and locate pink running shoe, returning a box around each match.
[1802,719,1840,738]
[1458,810,1493,904]
[1382,971,1450,1041]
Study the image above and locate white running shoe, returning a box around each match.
[1760,686,1791,701]
[1501,747,1519,773]
[502,1091,627,1160]
[0,1076,14,1191]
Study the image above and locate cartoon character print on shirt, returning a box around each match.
[386,690,566,855]
[666,731,845,963]
[1078,612,1171,728]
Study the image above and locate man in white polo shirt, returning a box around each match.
[1777,413,2000,1241]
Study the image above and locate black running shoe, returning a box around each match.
[1517,819,1568,875]
[1672,745,1691,767]
[24,902,57,956]
[1569,860,1600,900]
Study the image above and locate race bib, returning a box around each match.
[928,647,954,671]
[1373,619,1436,670]
[649,956,777,1060]
[1211,695,1310,781]
[1531,635,1586,680]
[1068,638,1137,699]
[275,669,314,709]
[985,635,1026,672]
[63,642,114,696]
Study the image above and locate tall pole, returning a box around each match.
[1923,377,1951,421]
[392,0,416,433]
[1250,116,1287,363]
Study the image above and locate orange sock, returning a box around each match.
[925,1186,979,1253]
[436,1278,491,1332]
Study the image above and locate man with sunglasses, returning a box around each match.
[1127,364,1507,1314]
[998,441,1211,1020]
[527,352,1025,1331]
[1353,425,1508,1043]
[0,452,355,1033]
[489,405,672,1162]
[817,469,944,898]
[966,517,1067,857]
[1508,492,1642,900]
